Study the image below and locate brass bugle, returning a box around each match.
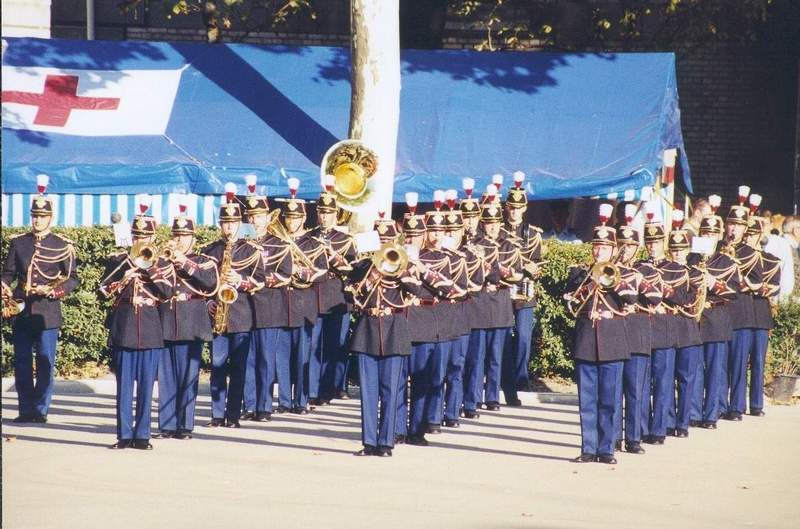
[130,241,157,270]
[590,260,620,290]
[372,242,408,277]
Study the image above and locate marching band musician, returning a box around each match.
[2,175,78,424]
[243,181,293,422]
[99,197,173,450]
[459,178,481,243]
[564,204,635,464]
[613,205,662,454]
[462,188,520,418]
[349,217,417,457]
[155,203,219,439]
[307,180,356,405]
[687,196,740,430]
[500,171,544,407]
[723,187,758,422]
[412,196,462,442]
[663,216,704,438]
[729,204,781,418]
[202,190,264,429]
[441,202,482,429]
[275,179,328,414]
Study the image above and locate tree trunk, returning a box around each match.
[348,0,401,233]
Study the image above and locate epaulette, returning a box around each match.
[8,232,27,240]
[51,233,75,245]
[527,224,544,233]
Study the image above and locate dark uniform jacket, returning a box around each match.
[249,234,293,329]
[99,254,174,350]
[460,242,488,332]
[159,253,218,342]
[565,264,635,362]
[752,249,781,330]
[283,230,329,327]
[348,266,421,358]
[688,245,739,343]
[618,260,661,355]
[442,246,473,337]
[405,247,460,343]
[658,260,703,348]
[501,223,543,311]
[201,238,264,335]
[729,242,758,330]
[2,231,79,330]
[472,234,517,329]
[307,226,356,315]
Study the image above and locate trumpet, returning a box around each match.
[130,241,158,270]
[590,260,621,290]
[372,242,409,277]
[2,282,25,319]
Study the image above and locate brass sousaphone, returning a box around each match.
[320,139,379,209]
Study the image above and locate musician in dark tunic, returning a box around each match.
[500,172,544,407]
[687,202,740,429]
[349,218,418,457]
[202,196,264,428]
[564,205,635,465]
[306,188,356,405]
[2,175,78,423]
[155,207,218,439]
[100,202,173,450]
[613,205,662,454]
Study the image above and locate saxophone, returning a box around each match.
[213,238,238,334]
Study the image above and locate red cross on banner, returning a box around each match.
[2,74,120,127]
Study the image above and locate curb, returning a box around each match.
[2,377,578,404]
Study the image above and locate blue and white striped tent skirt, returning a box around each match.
[1,188,651,227]
[2,193,226,227]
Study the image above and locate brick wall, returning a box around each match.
[50,1,799,213]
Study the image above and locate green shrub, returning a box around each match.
[766,300,800,377]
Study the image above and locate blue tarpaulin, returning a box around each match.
[2,37,691,203]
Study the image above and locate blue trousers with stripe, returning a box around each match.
[464,327,509,410]
[317,311,351,399]
[728,328,754,414]
[13,326,59,418]
[749,329,769,412]
[114,347,160,440]
[675,345,702,430]
[359,354,404,449]
[703,341,728,423]
[650,347,676,437]
[210,332,251,421]
[158,340,202,432]
[577,360,623,456]
[253,327,283,413]
[409,341,449,435]
[445,334,469,422]
[396,356,410,437]
[614,354,649,443]
[275,324,312,410]
[501,306,536,402]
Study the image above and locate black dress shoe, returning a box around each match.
[614,440,623,452]
[254,412,272,422]
[484,402,501,411]
[505,398,523,407]
[240,411,256,421]
[643,435,665,445]
[749,409,765,417]
[463,410,480,419]
[292,407,309,415]
[375,446,393,457]
[723,411,742,421]
[394,434,406,445]
[12,414,35,423]
[625,442,645,454]
[406,434,429,446]
[700,421,717,429]
[174,430,193,440]
[598,454,617,465]
[132,439,154,450]
[572,454,596,463]
[109,439,133,450]
[275,406,290,414]
[308,398,321,408]
[354,445,376,456]
[443,419,460,428]
[336,391,350,400]
[153,430,176,439]
[224,419,241,428]
[32,414,47,423]
[674,429,689,438]
[666,428,677,437]
[426,424,442,434]
[205,418,225,427]
[689,420,701,428]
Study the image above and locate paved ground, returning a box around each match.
[3,390,799,529]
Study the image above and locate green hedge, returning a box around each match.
[3,226,798,381]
